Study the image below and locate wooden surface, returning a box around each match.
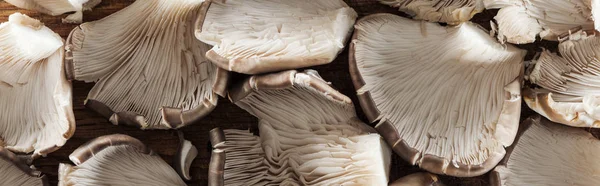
[1,1,598,186]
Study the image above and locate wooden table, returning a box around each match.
[1,1,596,185]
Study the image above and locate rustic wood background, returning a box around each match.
[1,0,599,185]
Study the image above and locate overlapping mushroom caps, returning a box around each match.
[195,0,357,74]
[350,13,525,177]
[65,0,228,129]
[524,31,600,128]
[0,13,75,158]
[58,134,186,186]
[0,147,47,186]
[490,116,600,186]
[484,0,598,44]
[209,70,391,185]
[4,0,101,23]
[379,0,484,24]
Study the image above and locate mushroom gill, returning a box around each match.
[4,0,102,23]
[195,0,357,74]
[0,146,47,186]
[379,0,485,24]
[350,13,525,177]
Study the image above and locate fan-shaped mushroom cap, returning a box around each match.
[58,134,186,186]
[0,13,74,158]
[65,0,228,130]
[195,0,357,74]
[390,172,444,186]
[524,31,600,128]
[4,0,102,23]
[208,70,391,185]
[350,13,525,177]
[0,147,47,186]
[379,0,484,24]
[484,0,597,44]
[490,116,600,186]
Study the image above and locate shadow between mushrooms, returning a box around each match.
[349,13,525,177]
[0,146,47,186]
[389,172,444,186]
[65,0,228,130]
[0,13,75,158]
[58,134,186,186]
[195,0,357,74]
[490,116,600,186]
[208,70,391,185]
[4,0,101,23]
[379,0,485,24]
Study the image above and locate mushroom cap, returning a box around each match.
[209,70,391,185]
[379,0,485,24]
[524,31,600,128]
[490,116,600,186]
[4,0,102,23]
[58,134,186,186]
[65,0,228,129]
[389,172,444,186]
[350,13,525,177]
[0,13,75,158]
[195,0,357,74]
[0,146,47,186]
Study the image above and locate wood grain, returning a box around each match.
[1,0,597,186]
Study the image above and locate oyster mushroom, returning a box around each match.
[58,134,186,186]
[195,0,357,74]
[173,132,197,181]
[379,0,485,24]
[349,13,525,177]
[390,173,444,186]
[65,0,228,130]
[209,70,391,185]
[484,0,596,44]
[4,0,101,23]
[0,13,74,158]
[0,147,47,186]
[490,116,600,186]
[524,31,600,128]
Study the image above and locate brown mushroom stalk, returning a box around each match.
[0,146,47,186]
[174,132,197,181]
[390,172,444,186]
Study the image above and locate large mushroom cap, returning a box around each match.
[4,0,102,23]
[0,13,74,158]
[58,134,186,186]
[490,116,600,186]
[350,13,525,177]
[195,0,357,74]
[524,31,600,128]
[65,0,228,130]
[0,147,47,186]
[379,0,485,24]
[209,70,391,185]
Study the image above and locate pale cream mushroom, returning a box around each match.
[379,0,485,24]
[0,147,47,186]
[484,0,598,44]
[490,116,600,186]
[195,0,357,74]
[0,13,75,158]
[173,132,197,181]
[208,70,391,185]
[65,0,228,130]
[390,173,444,186]
[350,13,525,177]
[58,134,186,186]
[4,0,101,23]
[524,31,600,128]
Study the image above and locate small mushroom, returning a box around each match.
[174,132,197,181]
[0,146,47,186]
[350,13,525,177]
[4,0,101,23]
[195,0,357,74]
[65,0,228,130]
[58,134,186,186]
[490,116,600,185]
[208,70,392,185]
[0,13,75,158]
[379,0,484,24]
[390,173,444,186]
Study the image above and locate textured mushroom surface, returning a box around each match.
[484,0,596,44]
[208,70,391,185]
[0,13,74,158]
[0,147,47,186]
[350,13,525,177]
[389,172,444,186]
[379,0,484,24]
[195,0,357,74]
[525,31,600,128]
[58,134,186,186]
[490,116,600,186]
[66,0,227,129]
[4,0,101,23]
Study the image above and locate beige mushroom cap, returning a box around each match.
[4,0,102,23]
[379,0,485,24]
